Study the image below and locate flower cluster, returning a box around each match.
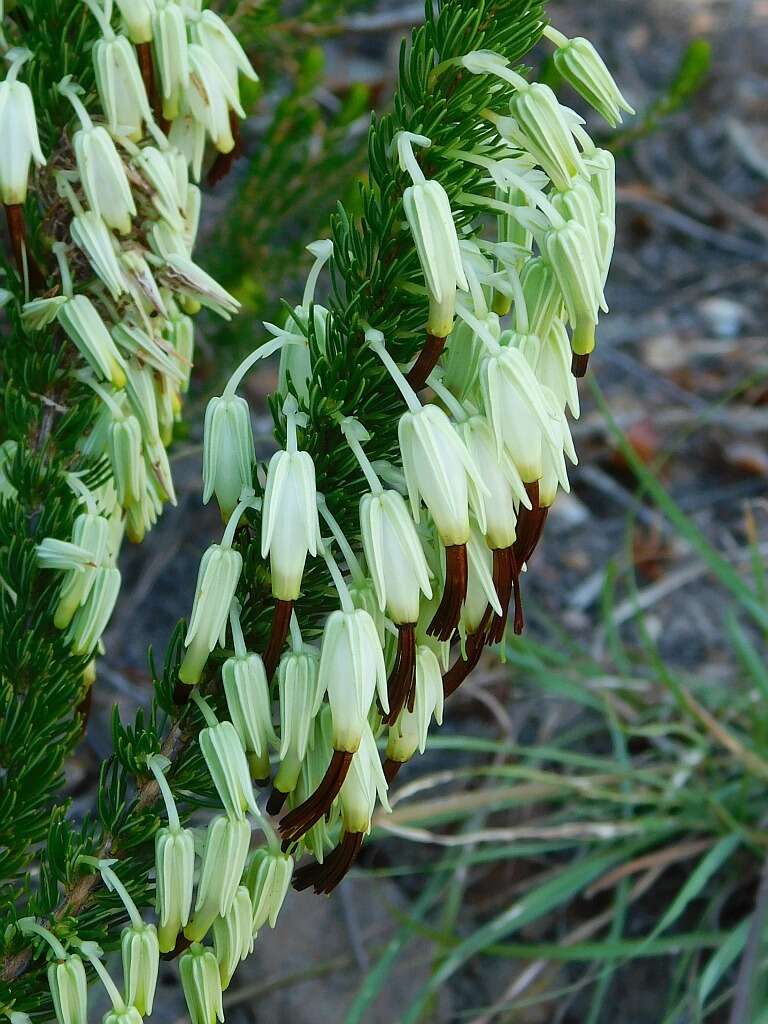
[181,26,627,902]
[10,0,253,664]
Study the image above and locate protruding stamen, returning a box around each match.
[384,622,416,723]
[207,114,242,187]
[383,758,403,784]
[428,544,468,641]
[406,333,447,390]
[292,831,365,894]
[443,630,486,698]
[513,481,548,567]
[572,352,590,377]
[278,749,353,845]
[263,598,293,681]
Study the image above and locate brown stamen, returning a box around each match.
[513,481,548,568]
[160,933,192,962]
[383,758,403,784]
[264,598,293,680]
[405,332,446,391]
[428,543,468,641]
[292,832,365,895]
[485,546,524,644]
[266,787,288,816]
[4,204,26,277]
[207,114,243,187]
[173,680,193,707]
[279,749,353,845]
[572,352,590,377]
[384,623,416,724]
[136,42,159,122]
[443,630,486,698]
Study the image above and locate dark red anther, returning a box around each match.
[278,749,353,845]
[405,332,447,391]
[207,114,243,187]
[292,831,365,895]
[383,623,416,724]
[383,758,403,784]
[513,481,548,568]
[428,543,468,641]
[442,630,486,699]
[572,352,590,377]
[266,787,288,816]
[263,598,293,681]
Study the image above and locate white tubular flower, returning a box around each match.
[273,645,320,795]
[186,814,251,942]
[19,921,87,1024]
[179,494,252,684]
[53,511,109,629]
[339,720,390,835]
[109,413,145,507]
[164,253,241,319]
[169,114,207,183]
[538,389,577,508]
[57,296,127,388]
[195,9,258,94]
[212,885,253,989]
[65,564,121,655]
[397,131,468,338]
[59,77,135,234]
[387,643,444,762]
[521,319,580,418]
[78,941,142,1024]
[480,342,557,483]
[186,43,244,153]
[547,29,634,127]
[36,537,95,573]
[179,943,224,1024]
[0,49,46,205]
[87,0,152,142]
[399,403,486,546]
[222,648,277,784]
[552,176,602,278]
[459,414,528,550]
[120,251,167,317]
[261,398,320,602]
[148,754,196,954]
[115,0,155,44]
[202,391,254,521]
[585,147,616,222]
[359,488,432,624]
[153,0,190,120]
[543,217,603,357]
[193,692,258,819]
[520,257,563,340]
[70,211,126,300]
[131,144,186,230]
[318,605,388,752]
[92,859,159,1016]
[244,847,293,933]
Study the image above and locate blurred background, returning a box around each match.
[82,1,768,1020]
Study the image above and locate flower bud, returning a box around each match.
[116,0,155,44]
[398,404,487,547]
[121,920,159,1015]
[0,61,46,205]
[213,885,253,989]
[70,212,125,301]
[48,954,88,1024]
[244,847,293,933]
[153,0,190,120]
[57,296,127,388]
[273,647,321,794]
[155,823,195,953]
[199,717,258,819]
[179,943,224,1024]
[261,449,320,601]
[359,489,432,624]
[92,34,152,143]
[74,124,135,235]
[222,653,277,782]
[65,564,121,655]
[403,179,468,337]
[203,394,254,520]
[506,82,584,190]
[103,1007,142,1024]
[179,544,243,684]
[553,36,634,128]
[318,608,388,752]
[186,815,251,941]
[459,415,526,550]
